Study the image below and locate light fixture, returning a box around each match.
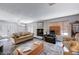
[62,32,68,36]
[48,3,55,6]
[19,20,33,24]
[17,20,33,27]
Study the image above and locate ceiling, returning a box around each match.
[0,3,79,23]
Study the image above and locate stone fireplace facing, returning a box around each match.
[37,22,44,36]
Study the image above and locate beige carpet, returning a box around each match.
[13,39,63,55]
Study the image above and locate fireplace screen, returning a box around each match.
[37,29,43,36]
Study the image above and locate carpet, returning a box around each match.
[14,39,63,55]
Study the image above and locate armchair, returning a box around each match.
[44,31,56,44]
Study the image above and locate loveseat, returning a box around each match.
[12,32,33,44]
[63,37,79,55]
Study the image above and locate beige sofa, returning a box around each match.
[63,37,79,55]
[12,32,33,44]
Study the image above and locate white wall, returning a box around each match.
[27,22,37,37]
[27,23,34,33]
[26,14,79,37]
[44,14,79,36]
[0,20,26,36]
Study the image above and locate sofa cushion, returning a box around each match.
[70,41,79,52]
[63,40,79,52]
[20,32,31,36]
[12,33,19,38]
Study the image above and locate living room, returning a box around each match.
[0,3,79,55]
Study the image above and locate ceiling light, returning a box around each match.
[62,32,68,36]
[48,3,55,6]
[19,20,33,24]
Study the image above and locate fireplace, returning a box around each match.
[37,29,43,36]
